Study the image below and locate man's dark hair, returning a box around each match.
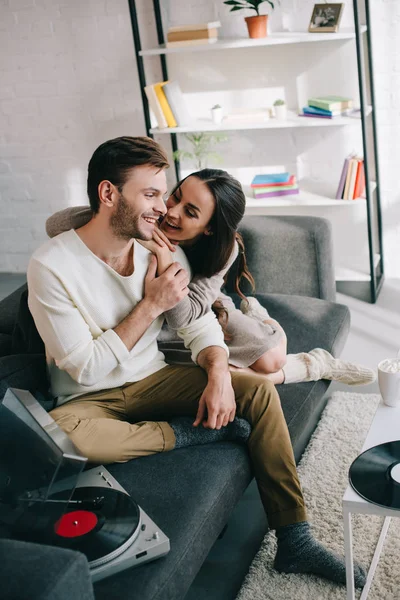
[87,136,169,213]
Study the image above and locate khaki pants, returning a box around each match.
[50,364,306,529]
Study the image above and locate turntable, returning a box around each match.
[0,388,170,582]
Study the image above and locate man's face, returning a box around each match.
[109,165,168,241]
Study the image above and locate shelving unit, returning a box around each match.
[148,108,371,135]
[128,0,383,303]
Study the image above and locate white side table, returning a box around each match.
[342,400,400,600]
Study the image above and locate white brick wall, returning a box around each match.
[0,0,398,278]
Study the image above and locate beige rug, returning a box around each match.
[236,391,400,600]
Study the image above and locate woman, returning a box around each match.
[46,169,375,386]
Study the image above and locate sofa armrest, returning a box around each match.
[0,539,94,600]
[225,216,336,301]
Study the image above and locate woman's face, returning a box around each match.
[160,176,216,246]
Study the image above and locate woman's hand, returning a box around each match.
[138,228,176,275]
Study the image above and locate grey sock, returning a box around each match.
[274,522,366,589]
[170,416,251,449]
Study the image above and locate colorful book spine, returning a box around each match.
[251,172,290,186]
[153,82,177,128]
[308,96,353,111]
[162,81,191,127]
[336,157,351,199]
[167,28,218,42]
[252,175,296,189]
[168,21,221,33]
[343,158,357,200]
[302,106,349,117]
[144,84,168,129]
[254,183,298,195]
[299,113,332,120]
[254,188,300,199]
[353,160,365,199]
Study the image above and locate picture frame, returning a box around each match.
[308,3,344,33]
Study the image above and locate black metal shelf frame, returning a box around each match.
[127,0,384,303]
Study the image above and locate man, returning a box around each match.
[28,136,365,587]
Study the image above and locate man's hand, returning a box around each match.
[194,347,236,429]
[143,255,189,317]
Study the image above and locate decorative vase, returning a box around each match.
[211,107,223,125]
[245,15,268,39]
[274,104,287,120]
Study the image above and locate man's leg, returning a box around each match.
[50,365,248,464]
[230,371,305,528]
[230,370,365,588]
[50,384,176,464]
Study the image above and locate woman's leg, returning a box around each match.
[241,297,376,385]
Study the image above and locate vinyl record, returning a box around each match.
[10,486,141,566]
[349,441,400,510]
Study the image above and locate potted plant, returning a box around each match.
[223,0,276,39]
[211,104,223,124]
[173,132,228,170]
[273,98,287,120]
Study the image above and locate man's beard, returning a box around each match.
[110,193,149,241]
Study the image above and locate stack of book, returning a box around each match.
[166,21,221,48]
[300,95,354,119]
[251,173,299,199]
[144,80,191,129]
[335,155,365,200]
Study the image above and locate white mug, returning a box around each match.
[378,358,400,407]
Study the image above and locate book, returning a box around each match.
[335,156,351,199]
[302,106,351,117]
[167,28,219,42]
[253,188,300,199]
[346,158,360,200]
[144,84,168,129]
[343,157,358,200]
[162,81,192,127]
[168,21,221,33]
[252,175,296,189]
[166,38,218,48]
[153,82,177,128]
[308,95,354,111]
[299,112,333,120]
[254,182,298,194]
[353,159,365,199]
[251,173,290,186]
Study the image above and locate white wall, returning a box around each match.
[0,0,398,278]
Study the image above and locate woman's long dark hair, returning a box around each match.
[171,169,255,333]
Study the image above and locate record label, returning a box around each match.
[55,510,98,538]
[349,440,400,510]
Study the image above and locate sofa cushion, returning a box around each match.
[0,354,52,409]
[0,285,26,335]
[11,288,45,355]
[95,443,252,600]
[0,539,94,600]
[0,333,12,357]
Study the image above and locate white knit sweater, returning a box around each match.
[27,230,228,405]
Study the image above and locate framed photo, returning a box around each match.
[308,3,344,33]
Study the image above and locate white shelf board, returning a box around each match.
[243,184,367,209]
[140,27,367,56]
[335,254,381,281]
[150,109,369,135]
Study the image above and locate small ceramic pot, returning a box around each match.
[274,104,287,120]
[211,107,223,124]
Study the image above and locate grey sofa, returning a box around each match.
[0,215,350,600]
